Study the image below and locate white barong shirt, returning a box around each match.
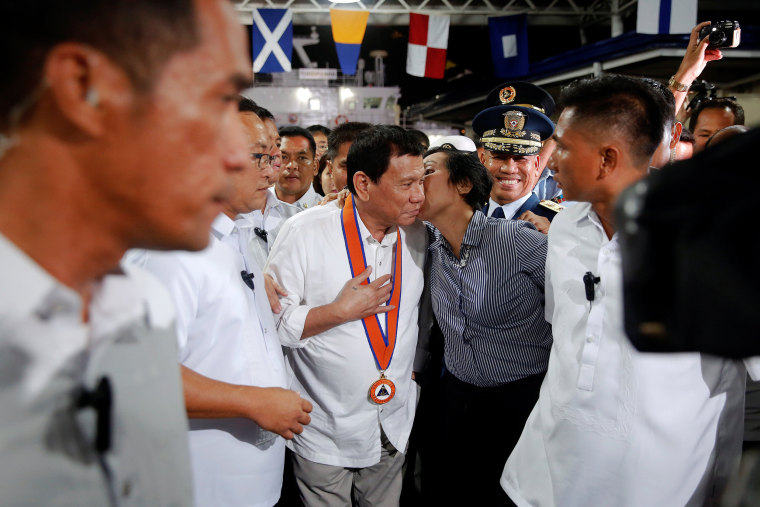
[267,204,427,468]
[139,214,287,507]
[502,202,760,506]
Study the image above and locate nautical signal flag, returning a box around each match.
[330,9,370,75]
[636,0,696,34]
[406,13,450,79]
[488,14,529,78]
[252,8,293,73]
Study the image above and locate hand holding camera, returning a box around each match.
[698,20,741,49]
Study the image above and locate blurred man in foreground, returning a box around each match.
[0,0,252,503]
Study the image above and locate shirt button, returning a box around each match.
[586,336,594,343]
[122,480,132,498]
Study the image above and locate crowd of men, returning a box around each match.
[1,1,757,506]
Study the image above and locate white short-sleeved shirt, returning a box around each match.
[502,202,752,507]
[139,214,287,507]
[0,233,193,506]
[267,204,427,468]
[237,190,300,271]
[291,184,323,211]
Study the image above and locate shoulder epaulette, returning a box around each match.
[539,199,565,214]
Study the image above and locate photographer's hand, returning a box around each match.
[672,22,723,115]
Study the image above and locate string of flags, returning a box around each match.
[250,8,532,80]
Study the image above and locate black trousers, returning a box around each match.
[429,369,545,507]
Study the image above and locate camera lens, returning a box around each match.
[709,30,727,46]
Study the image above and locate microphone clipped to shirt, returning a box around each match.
[583,271,601,303]
[254,227,268,243]
[76,376,112,453]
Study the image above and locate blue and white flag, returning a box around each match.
[488,14,529,79]
[636,0,696,34]
[252,8,292,73]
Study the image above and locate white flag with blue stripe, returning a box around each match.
[252,8,292,73]
[636,0,696,35]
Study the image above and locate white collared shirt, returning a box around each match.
[487,194,531,219]
[290,184,324,211]
[138,214,287,507]
[501,202,759,506]
[266,203,427,468]
[237,190,300,270]
[0,233,193,506]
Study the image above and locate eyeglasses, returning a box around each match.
[250,152,272,168]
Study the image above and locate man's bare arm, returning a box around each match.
[181,365,312,440]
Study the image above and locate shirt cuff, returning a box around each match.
[745,356,760,381]
[276,304,313,348]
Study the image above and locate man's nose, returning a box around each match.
[222,114,248,173]
[499,159,517,172]
[261,161,275,183]
[410,181,425,203]
[548,152,558,172]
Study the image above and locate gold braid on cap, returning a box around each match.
[512,103,546,114]
[480,137,542,148]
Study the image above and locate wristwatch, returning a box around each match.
[668,75,690,92]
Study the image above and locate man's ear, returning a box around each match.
[533,154,542,176]
[43,43,130,138]
[353,171,371,202]
[479,150,487,165]
[670,122,683,150]
[598,145,620,179]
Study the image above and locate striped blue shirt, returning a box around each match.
[428,212,552,387]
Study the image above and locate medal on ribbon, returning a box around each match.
[341,194,402,405]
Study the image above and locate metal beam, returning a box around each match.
[233,0,602,25]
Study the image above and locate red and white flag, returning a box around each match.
[406,13,450,79]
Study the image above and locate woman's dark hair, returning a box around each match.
[424,147,493,211]
[313,155,330,195]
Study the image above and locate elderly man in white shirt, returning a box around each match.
[136,104,312,507]
[502,74,759,506]
[267,125,427,506]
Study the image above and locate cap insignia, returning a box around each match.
[499,86,516,104]
[502,110,527,138]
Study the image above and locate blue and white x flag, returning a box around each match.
[252,8,292,73]
[636,0,696,34]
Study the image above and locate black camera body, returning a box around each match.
[699,21,741,49]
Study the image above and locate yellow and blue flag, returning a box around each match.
[330,9,370,75]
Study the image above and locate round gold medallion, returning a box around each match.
[369,377,396,404]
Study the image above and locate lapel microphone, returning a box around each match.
[583,271,601,302]
[241,270,255,291]
[76,376,112,453]
[254,227,268,243]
